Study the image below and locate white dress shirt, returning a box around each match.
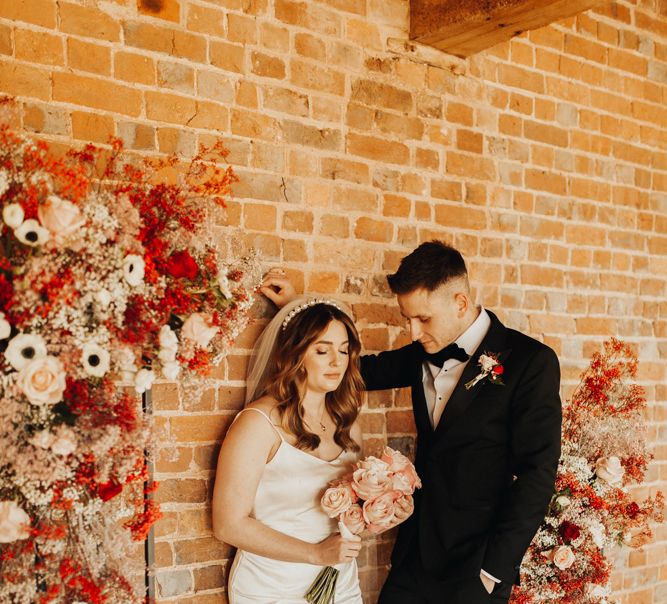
[421,307,500,586]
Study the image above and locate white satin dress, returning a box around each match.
[228,408,363,604]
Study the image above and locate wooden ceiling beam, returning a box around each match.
[410,0,605,57]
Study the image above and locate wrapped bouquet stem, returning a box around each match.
[305,522,353,604]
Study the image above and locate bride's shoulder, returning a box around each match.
[238,397,282,429]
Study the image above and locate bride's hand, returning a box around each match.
[311,533,362,566]
[259,268,297,308]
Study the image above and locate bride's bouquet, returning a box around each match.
[306,446,422,604]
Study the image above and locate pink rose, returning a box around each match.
[381,447,421,494]
[363,491,401,534]
[182,313,218,348]
[340,504,365,535]
[16,356,66,407]
[551,545,575,570]
[38,195,84,243]
[0,501,31,543]
[393,493,414,523]
[321,482,355,518]
[351,456,392,500]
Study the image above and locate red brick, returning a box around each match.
[67,38,111,75]
[60,2,121,41]
[53,72,142,116]
[138,0,181,22]
[0,0,57,28]
[15,28,64,66]
[347,133,409,164]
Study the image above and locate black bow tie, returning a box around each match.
[424,343,469,367]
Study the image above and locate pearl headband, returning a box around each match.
[281,298,344,331]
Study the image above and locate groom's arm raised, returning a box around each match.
[482,345,562,584]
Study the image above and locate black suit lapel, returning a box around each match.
[434,310,511,439]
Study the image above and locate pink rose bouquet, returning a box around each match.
[305,447,421,604]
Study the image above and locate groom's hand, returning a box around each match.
[260,268,297,308]
[480,572,495,594]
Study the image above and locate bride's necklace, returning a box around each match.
[305,405,327,433]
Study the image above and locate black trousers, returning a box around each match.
[378,554,512,604]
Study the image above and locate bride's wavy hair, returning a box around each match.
[265,303,363,453]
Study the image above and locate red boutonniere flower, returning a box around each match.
[165,250,199,280]
[465,352,505,390]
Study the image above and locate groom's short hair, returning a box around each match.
[387,240,468,294]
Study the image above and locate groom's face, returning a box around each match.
[396,285,464,353]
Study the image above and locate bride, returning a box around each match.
[212,297,365,603]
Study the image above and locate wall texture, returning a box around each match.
[0,0,666,602]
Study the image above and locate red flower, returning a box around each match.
[626,502,640,519]
[165,250,199,280]
[559,520,581,542]
[492,364,504,375]
[97,481,122,502]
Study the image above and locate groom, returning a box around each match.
[261,241,562,604]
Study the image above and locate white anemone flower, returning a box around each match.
[14,219,50,246]
[81,342,111,378]
[0,312,11,340]
[158,347,177,363]
[2,203,24,229]
[123,254,145,287]
[134,368,155,394]
[4,333,47,371]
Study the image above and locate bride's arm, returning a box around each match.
[212,410,360,565]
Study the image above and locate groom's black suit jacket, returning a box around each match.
[360,310,561,585]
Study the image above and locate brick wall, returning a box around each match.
[1,0,666,602]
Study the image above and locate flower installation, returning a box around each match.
[0,112,261,604]
[307,447,422,604]
[510,339,664,604]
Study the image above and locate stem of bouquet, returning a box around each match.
[304,522,354,604]
[142,389,156,604]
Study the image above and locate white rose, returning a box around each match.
[551,545,575,570]
[123,254,145,287]
[96,289,112,308]
[2,203,24,229]
[30,429,55,450]
[158,347,177,363]
[14,219,50,246]
[588,519,606,549]
[134,368,155,394]
[181,313,218,348]
[217,268,233,299]
[0,312,11,340]
[5,333,48,371]
[51,428,77,456]
[0,501,31,543]
[159,325,178,350]
[16,356,67,407]
[0,170,10,197]
[556,495,571,508]
[478,354,496,372]
[595,456,624,486]
[37,195,85,243]
[162,361,181,381]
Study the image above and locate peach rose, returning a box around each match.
[351,456,392,500]
[595,456,624,486]
[321,483,355,518]
[551,545,575,570]
[16,356,66,407]
[182,313,218,348]
[363,491,400,534]
[0,501,31,543]
[381,446,422,494]
[38,195,84,243]
[51,427,77,457]
[393,493,415,523]
[340,504,365,535]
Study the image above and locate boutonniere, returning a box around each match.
[465,352,505,390]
